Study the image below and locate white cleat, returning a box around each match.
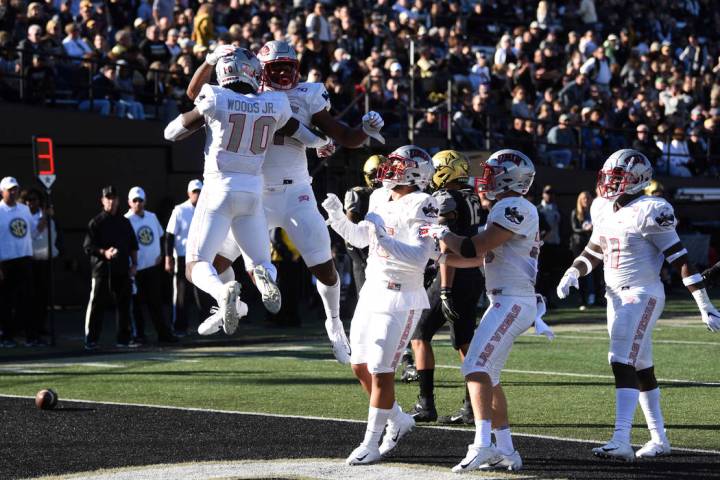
[592,439,635,462]
[379,411,415,455]
[324,317,351,364]
[253,265,281,314]
[198,307,222,336]
[636,440,671,458]
[220,281,242,335]
[346,443,382,465]
[451,445,501,473]
[479,449,523,471]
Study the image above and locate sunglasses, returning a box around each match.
[132,198,144,203]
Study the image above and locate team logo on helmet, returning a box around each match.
[9,218,27,238]
[138,226,154,246]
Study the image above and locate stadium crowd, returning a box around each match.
[1,0,720,175]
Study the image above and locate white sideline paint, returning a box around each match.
[1,393,718,455]
[21,459,517,480]
[435,365,720,387]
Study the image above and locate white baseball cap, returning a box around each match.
[128,186,146,201]
[0,176,19,191]
[187,179,203,192]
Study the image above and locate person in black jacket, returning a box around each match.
[82,185,139,350]
[569,191,599,309]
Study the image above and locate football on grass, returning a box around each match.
[35,389,58,410]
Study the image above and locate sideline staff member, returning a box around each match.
[83,185,139,350]
[0,177,36,347]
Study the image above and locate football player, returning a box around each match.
[188,41,385,363]
[408,150,485,425]
[164,47,329,335]
[322,146,439,465]
[557,149,720,461]
[421,149,539,472]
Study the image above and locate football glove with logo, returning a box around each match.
[419,223,449,241]
[440,287,460,323]
[362,111,385,144]
[316,140,336,158]
[321,193,345,223]
[556,267,580,299]
[206,44,237,65]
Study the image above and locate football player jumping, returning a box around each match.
[420,149,539,472]
[323,146,439,465]
[187,41,385,363]
[164,47,329,335]
[557,149,720,461]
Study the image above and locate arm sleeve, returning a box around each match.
[376,224,437,264]
[638,200,681,252]
[166,207,178,234]
[194,84,216,117]
[329,216,370,248]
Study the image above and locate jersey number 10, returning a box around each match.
[225,113,276,154]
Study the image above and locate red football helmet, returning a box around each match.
[257,41,300,90]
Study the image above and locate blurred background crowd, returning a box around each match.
[2,0,720,175]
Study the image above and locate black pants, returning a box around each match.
[172,256,212,333]
[537,243,569,302]
[346,245,368,296]
[31,258,51,337]
[268,259,303,326]
[85,274,132,345]
[0,256,34,341]
[132,265,173,341]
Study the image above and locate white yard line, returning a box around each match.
[1,393,718,455]
[435,364,720,386]
[555,334,720,346]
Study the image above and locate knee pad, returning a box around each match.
[637,366,658,391]
[611,362,639,389]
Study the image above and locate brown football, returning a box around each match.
[35,389,58,410]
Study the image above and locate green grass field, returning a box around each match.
[1,299,719,451]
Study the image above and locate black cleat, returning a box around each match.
[438,401,474,425]
[408,396,438,422]
[400,350,418,382]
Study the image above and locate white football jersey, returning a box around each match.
[195,84,292,191]
[590,195,680,291]
[365,187,439,290]
[483,196,540,296]
[261,82,331,185]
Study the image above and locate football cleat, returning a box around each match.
[592,439,635,462]
[478,450,522,471]
[408,395,438,422]
[253,265,281,314]
[438,400,474,425]
[451,444,501,473]
[220,281,242,335]
[324,317,351,364]
[379,411,415,455]
[400,364,418,382]
[198,307,222,335]
[635,440,671,458]
[346,443,382,465]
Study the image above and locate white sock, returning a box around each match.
[639,388,667,444]
[387,401,402,424]
[612,388,639,445]
[218,267,235,284]
[362,406,391,447]
[317,274,340,320]
[473,419,492,448]
[190,262,225,304]
[493,426,514,455]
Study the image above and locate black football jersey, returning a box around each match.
[432,187,485,237]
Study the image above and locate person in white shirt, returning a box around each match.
[421,149,540,473]
[125,186,176,344]
[580,47,611,93]
[557,149,720,461]
[0,177,38,347]
[20,188,58,346]
[165,179,212,336]
[323,145,439,466]
[62,23,92,63]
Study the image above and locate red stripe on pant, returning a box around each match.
[390,310,415,369]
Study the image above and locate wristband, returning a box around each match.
[665,248,688,264]
[566,266,580,278]
[584,246,603,260]
[575,256,593,274]
[683,273,704,287]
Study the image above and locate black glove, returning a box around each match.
[440,287,460,323]
[702,261,720,287]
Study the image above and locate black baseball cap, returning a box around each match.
[102,185,118,198]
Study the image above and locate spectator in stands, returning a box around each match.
[83,185,138,350]
[192,3,214,48]
[62,23,92,62]
[688,127,708,175]
[140,25,170,65]
[657,127,693,177]
[580,46,611,95]
[632,124,663,166]
[505,117,536,162]
[152,0,174,26]
[546,113,577,168]
[78,64,115,116]
[680,35,708,77]
[0,177,36,348]
[536,185,564,306]
[42,19,64,58]
[24,54,54,104]
[560,73,589,109]
[18,25,46,68]
[115,60,145,119]
[165,28,180,60]
[306,2,332,44]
